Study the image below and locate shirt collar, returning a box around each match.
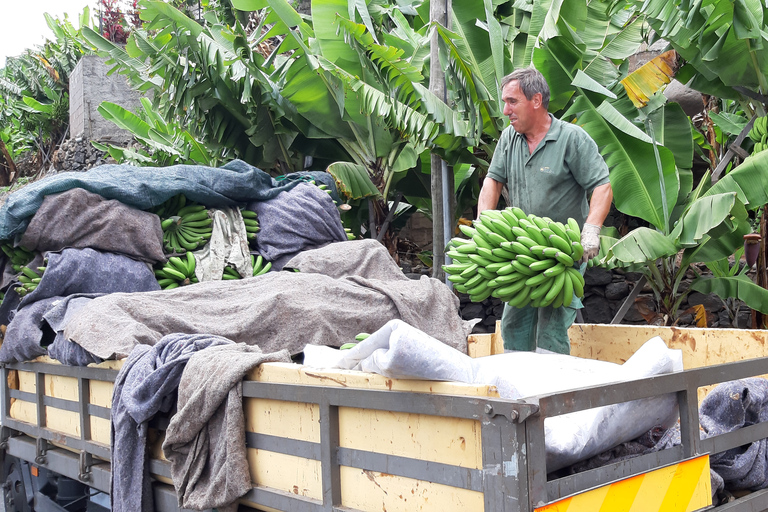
[543,113,561,142]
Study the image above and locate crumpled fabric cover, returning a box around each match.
[19,188,166,264]
[62,241,471,359]
[193,207,252,281]
[701,378,768,492]
[111,333,235,512]
[163,343,291,511]
[284,238,407,281]
[0,159,299,240]
[248,182,347,270]
[46,295,104,366]
[0,248,160,363]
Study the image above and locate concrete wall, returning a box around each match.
[69,55,144,143]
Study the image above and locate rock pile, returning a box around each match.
[52,138,113,172]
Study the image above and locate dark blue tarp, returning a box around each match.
[0,160,299,240]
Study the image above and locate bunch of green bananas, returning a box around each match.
[443,207,586,308]
[150,193,187,218]
[16,265,45,296]
[241,208,260,243]
[161,204,213,254]
[222,265,242,280]
[155,253,198,289]
[1,243,36,273]
[251,254,272,276]
[344,227,356,240]
[749,116,768,153]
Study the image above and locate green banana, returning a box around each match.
[567,268,585,297]
[460,263,480,278]
[506,241,531,256]
[529,259,558,272]
[510,207,527,221]
[548,234,573,255]
[496,263,516,276]
[548,221,568,241]
[516,236,538,249]
[555,251,575,267]
[477,268,496,281]
[515,254,537,267]
[567,218,581,237]
[562,268,574,307]
[500,209,520,228]
[543,272,566,305]
[543,262,566,278]
[525,271,550,287]
[529,279,553,301]
[511,260,536,276]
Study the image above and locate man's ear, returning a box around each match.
[533,92,543,108]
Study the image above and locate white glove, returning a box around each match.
[580,223,601,263]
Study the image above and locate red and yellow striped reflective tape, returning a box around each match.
[535,455,711,512]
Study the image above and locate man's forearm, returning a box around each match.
[585,182,613,226]
[477,178,504,217]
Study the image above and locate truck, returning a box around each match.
[2,322,768,512]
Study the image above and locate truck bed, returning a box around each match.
[2,334,768,511]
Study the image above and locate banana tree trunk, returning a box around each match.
[0,139,17,187]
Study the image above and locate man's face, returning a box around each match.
[501,80,540,134]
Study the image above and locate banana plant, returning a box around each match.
[92,98,220,167]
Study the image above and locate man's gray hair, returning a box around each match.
[501,68,550,109]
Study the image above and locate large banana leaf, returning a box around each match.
[326,161,381,199]
[609,227,679,264]
[704,151,768,210]
[690,275,768,314]
[675,192,740,247]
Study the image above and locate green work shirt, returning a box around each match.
[486,114,609,225]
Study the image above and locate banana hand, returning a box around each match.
[580,223,601,263]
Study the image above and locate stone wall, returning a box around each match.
[458,267,753,334]
[69,55,144,143]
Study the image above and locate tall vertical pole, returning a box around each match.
[430,0,453,282]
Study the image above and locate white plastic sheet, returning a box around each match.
[303,320,682,472]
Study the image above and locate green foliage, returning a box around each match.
[92,98,220,167]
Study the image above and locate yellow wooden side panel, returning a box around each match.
[9,400,36,424]
[89,380,113,408]
[339,466,484,511]
[90,417,111,445]
[569,324,768,401]
[248,363,500,397]
[17,370,35,392]
[535,455,711,512]
[245,398,320,443]
[247,449,322,500]
[339,408,483,469]
[569,324,768,368]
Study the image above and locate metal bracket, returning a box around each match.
[34,437,47,465]
[483,400,539,423]
[78,451,92,482]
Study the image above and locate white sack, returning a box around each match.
[303,320,682,472]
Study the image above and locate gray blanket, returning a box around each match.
[63,241,471,359]
[248,182,347,270]
[19,188,166,264]
[163,344,291,511]
[46,296,104,366]
[0,248,160,363]
[111,333,236,512]
[0,159,299,240]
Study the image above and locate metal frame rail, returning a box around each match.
[526,356,768,512]
[2,357,768,512]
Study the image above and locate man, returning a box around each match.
[477,67,613,354]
